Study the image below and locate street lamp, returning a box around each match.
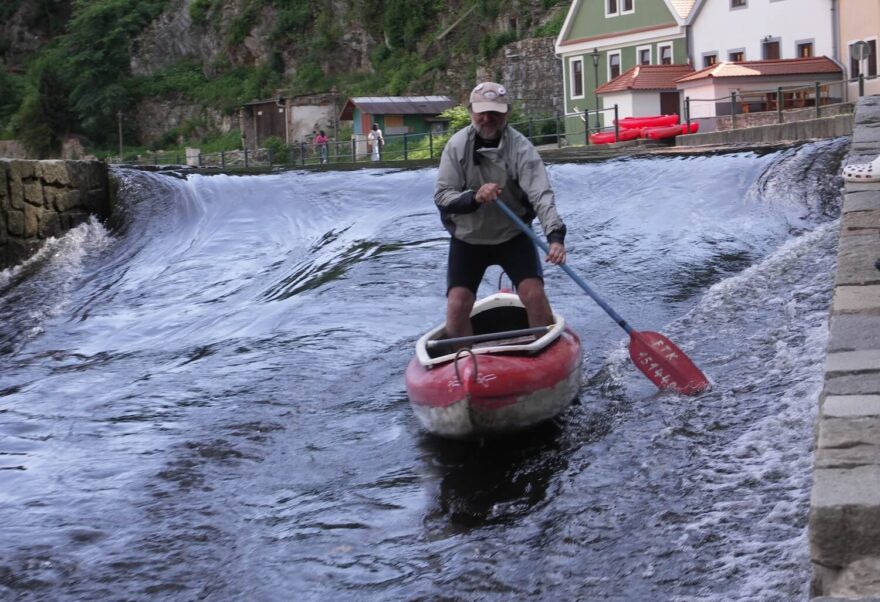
[591,48,601,131]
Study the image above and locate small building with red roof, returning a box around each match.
[594,63,695,121]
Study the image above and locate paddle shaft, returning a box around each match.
[494,201,634,335]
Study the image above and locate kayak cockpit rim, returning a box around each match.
[414,292,566,368]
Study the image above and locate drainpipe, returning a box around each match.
[830,0,839,62]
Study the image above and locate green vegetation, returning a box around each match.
[2,0,565,157]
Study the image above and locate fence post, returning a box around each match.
[198,153,202,168]
[300,143,306,166]
[584,108,590,145]
[404,133,408,161]
[731,91,737,130]
[556,113,562,149]
[268,148,273,166]
[685,97,691,130]
[815,81,821,118]
[244,148,248,168]
[429,130,434,158]
[777,87,783,123]
[614,105,619,141]
[528,118,533,143]
[351,138,356,163]
[221,151,225,168]
[860,73,865,97]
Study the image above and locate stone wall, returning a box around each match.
[0,160,113,270]
[809,95,880,598]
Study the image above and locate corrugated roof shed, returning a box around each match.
[595,64,695,94]
[339,96,456,120]
[677,56,842,83]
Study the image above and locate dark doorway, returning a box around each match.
[660,92,680,116]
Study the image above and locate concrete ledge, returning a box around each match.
[679,113,854,147]
[811,95,880,598]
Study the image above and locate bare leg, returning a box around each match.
[516,277,554,327]
[445,286,476,340]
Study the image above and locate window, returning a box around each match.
[763,40,780,60]
[659,44,673,65]
[571,58,584,97]
[609,52,621,79]
[606,0,633,16]
[731,0,747,7]
[797,42,813,58]
[703,53,718,67]
[638,46,651,65]
[729,50,745,61]
[851,39,878,77]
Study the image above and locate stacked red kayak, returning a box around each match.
[589,114,699,145]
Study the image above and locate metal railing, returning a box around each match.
[131,114,569,169]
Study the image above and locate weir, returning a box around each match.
[1,105,878,598]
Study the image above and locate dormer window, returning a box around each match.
[606,0,633,17]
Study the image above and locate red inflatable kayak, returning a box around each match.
[405,292,582,438]
[589,128,641,145]
[617,114,680,130]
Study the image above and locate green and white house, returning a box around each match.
[554,0,697,141]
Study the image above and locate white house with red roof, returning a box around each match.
[676,56,843,119]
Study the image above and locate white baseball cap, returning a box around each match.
[469,82,509,113]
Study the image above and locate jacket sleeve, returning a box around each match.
[434,130,478,213]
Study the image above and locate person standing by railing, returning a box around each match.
[314,130,329,164]
[369,124,383,161]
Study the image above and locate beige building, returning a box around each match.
[839,0,880,99]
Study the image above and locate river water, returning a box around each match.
[0,139,847,600]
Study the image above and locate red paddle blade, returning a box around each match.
[628,331,710,395]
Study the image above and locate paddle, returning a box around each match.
[495,201,710,395]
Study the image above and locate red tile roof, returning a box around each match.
[595,64,695,95]
[676,56,842,83]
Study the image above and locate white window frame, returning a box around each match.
[621,0,635,14]
[728,48,746,61]
[795,39,814,58]
[607,50,622,79]
[605,0,619,17]
[658,43,673,65]
[570,58,585,99]
[702,52,718,67]
[636,45,652,65]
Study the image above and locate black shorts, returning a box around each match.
[447,233,543,294]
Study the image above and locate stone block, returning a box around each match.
[812,556,880,599]
[811,466,880,565]
[38,161,70,186]
[38,212,61,239]
[0,162,7,207]
[826,371,880,395]
[833,285,880,314]
[815,444,880,469]
[826,350,880,374]
[824,395,880,417]
[842,210,880,232]
[6,209,23,236]
[22,179,44,207]
[844,191,880,213]
[818,415,880,449]
[835,232,880,286]
[9,160,35,180]
[827,314,880,351]
[23,203,40,238]
[8,168,23,209]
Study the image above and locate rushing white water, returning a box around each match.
[0,139,847,600]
